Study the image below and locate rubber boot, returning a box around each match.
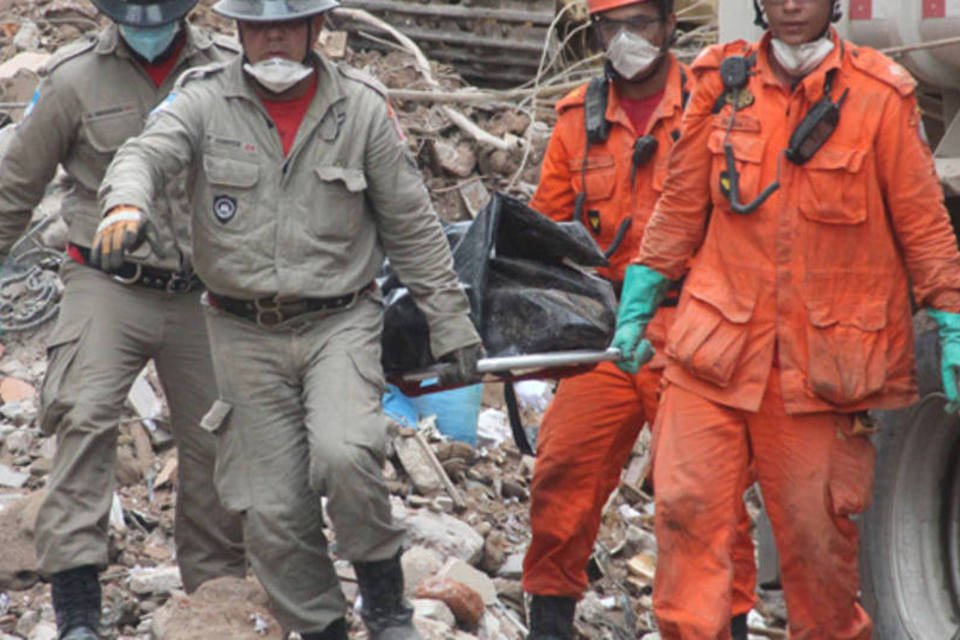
[731,613,748,640]
[527,595,576,640]
[300,618,348,640]
[353,552,422,640]
[51,565,101,640]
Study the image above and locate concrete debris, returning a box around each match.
[0,464,28,489]
[26,621,56,640]
[439,558,498,606]
[397,507,485,565]
[626,552,656,583]
[394,432,446,494]
[0,491,41,592]
[12,21,41,52]
[0,377,35,404]
[128,566,183,595]
[3,428,33,455]
[401,545,444,598]
[495,553,523,580]
[150,577,282,640]
[412,597,456,628]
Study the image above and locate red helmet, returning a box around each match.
[586,0,672,16]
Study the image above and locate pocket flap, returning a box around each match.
[45,317,89,350]
[806,296,887,331]
[707,129,763,164]
[316,165,368,192]
[203,155,260,188]
[802,146,866,173]
[82,104,141,153]
[684,273,758,324]
[567,154,616,173]
[200,399,233,433]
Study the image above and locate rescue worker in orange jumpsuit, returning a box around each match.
[613,0,960,637]
[522,1,756,637]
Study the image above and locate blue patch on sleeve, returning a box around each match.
[23,89,39,118]
[150,92,178,116]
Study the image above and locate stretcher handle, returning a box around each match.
[399,347,623,383]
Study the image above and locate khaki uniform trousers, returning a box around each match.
[35,260,246,591]
[201,293,405,633]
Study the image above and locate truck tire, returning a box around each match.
[860,326,960,639]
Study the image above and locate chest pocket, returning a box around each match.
[796,146,868,225]
[81,103,142,153]
[707,128,764,212]
[202,154,260,231]
[311,165,368,240]
[570,154,616,202]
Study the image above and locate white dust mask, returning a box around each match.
[243,57,313,94]
[770,36,835,77]
[605,30,662,80]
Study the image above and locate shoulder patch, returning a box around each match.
[337,64,388,98]
[691,40,751,74]
[41,37,97,75]
[173,61,229,89]
[848,45,916,97]
[556,84,588,114]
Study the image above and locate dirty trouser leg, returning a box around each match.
[301,297,405,563]
[152,290,245,592]
[35,263,154,575]
[749,375,873,640]
[523,361,648,598]
[203,301,400,633]
[651,383,752,639]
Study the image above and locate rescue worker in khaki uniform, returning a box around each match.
[91,1,483,638]
[521,1,757,638]
[0,2,246,638]
[612,0,960,636]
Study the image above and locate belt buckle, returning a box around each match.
[254,297,284,327]
[166,273,192,294]
[112,263,143,286]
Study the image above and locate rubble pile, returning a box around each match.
[0,1,789,638]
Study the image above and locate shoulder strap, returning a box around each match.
[585,75,611,145]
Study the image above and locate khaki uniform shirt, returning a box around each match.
[0,24,238,270]
[100,55,479,358]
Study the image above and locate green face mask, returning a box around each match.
[119,22,180,62]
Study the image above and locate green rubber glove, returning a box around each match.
[612,264,671,374]
[928,309,960,414]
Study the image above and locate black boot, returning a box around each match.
[301,617,348,640]
[353,552,421,640]
[528,595,575,640]
[731,613,748,640]
[51,565,101,640]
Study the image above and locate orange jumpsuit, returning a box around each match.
[638,32,960,639]
[522,56,757,615]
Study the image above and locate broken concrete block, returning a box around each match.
[128,566,182,595]
[439,558,497,606]
[626,552,656,582]
[412,597,455,628]
[0,463,28,489]
[434,140,477,178]
[401,546,444,598]
[397,508,485,565]
[13,21,41,52]
[394,434,444,494]
[458,179,489,218]
[4,428,33,454]
[0,51,49,80]
[127,371,162,420]
[318,30,348,59]
[496,553,524,580]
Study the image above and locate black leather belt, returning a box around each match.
[70,244,201,294]
[207,283,373,327]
